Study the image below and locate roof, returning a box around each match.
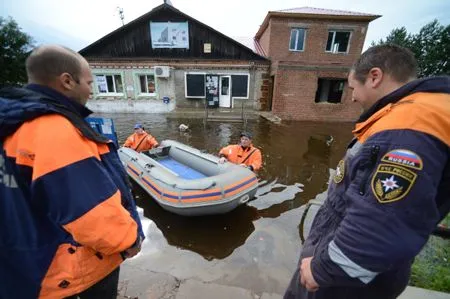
[255,6,381,40]
[232,36,267,57]
[276,7,378,17]
[79,3,268,61]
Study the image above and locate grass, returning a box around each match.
[409,214,450,293]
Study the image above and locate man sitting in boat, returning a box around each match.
[124,123,159,152]
[218,132,262,172]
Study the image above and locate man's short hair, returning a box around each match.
[352,44,418,84]
[25,45,84,84]
[240,132,253,139]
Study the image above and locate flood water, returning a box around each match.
[96,113,354,295]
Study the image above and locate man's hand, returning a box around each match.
[123,244,141,259]
[300,257,319,292]
[121,237,142,259]
[219,157,227,164]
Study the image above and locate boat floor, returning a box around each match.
[158,156,207,180]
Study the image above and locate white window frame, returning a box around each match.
[289,28,306,52]
[325,30,351,54]
[137,74,157,96]
[94,74,124,95]
[185,72,206,98]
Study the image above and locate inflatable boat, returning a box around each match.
[118,140,259,216]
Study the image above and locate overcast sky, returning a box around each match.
[2,0,449,52]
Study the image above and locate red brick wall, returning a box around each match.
[268,17,368,66]
[259,20,271,57]
[272,69,362,122]
[264,15,371,121]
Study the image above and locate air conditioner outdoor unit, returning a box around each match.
[154,66,170,78]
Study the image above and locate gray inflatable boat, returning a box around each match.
[118,140,259,216]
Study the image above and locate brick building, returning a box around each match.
[254,7,380,121]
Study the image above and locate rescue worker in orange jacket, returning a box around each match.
[0,45,144,299]
[218,132,262,171]
[124,123,159,152]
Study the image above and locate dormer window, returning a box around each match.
[326,31,351,53]
[289,28,306,51]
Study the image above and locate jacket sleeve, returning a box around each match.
[219,145,232,158]
[123,135,133,147]
[310,129,448,287]
[249,148,262,171]
[146,134,158,149]
[32,116,138,255]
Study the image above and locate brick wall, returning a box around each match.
[259,19,271,57]
[268,17,368,66]
[263,15,370,121]
[272,69,362,122]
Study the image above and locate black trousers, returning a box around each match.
[283,265,410,299]
[65,267,120,299]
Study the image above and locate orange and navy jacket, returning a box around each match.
[295,77,450,298]
[0,85,144,299]
[219,144,262,171]
[124,132,158,152]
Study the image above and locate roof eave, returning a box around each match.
[255,11,381,39]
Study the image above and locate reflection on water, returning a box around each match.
[133,184,258,261]
[95,113,353,260]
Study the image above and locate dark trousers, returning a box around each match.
[283,265,410,299]
[65,267,120,299]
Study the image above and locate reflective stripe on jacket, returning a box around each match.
[0,86,144,299]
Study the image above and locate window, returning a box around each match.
[326,31,351,53]
[289,28,306,51]
[231,74,249,98]
[139,74,156,94]
[185,73,205,98]
[315,78,346,103]
[95,74,123,94]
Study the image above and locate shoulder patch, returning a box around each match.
[371,164,417,203]
[333,160,345,184]
[381,149,423,170]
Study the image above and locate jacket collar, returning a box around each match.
[26,84,92,118]
[353,76,450,137]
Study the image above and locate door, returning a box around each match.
[219,76,231,108]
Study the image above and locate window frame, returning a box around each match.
[325,30,351,54]
[137,73,157,96]
[289,28,306,52]
[94,73,125,95]
[185,72,206,98]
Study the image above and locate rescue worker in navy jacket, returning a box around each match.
[284,45,450,299]
[0,45,144,299]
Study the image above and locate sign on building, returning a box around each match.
[150,22,189,49]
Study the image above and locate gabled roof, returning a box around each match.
[255,6,381,40]
[79,3,268,61]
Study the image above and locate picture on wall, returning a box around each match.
[150,21,189,49]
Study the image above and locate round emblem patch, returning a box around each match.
[333,160,345,184]
[371,164,417,203]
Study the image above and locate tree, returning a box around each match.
[372,20,449,77]
[412,20,449,77]
[0,17,34,87]
[371,27,413,49]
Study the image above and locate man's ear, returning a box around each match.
[367,67,383,88]
[59,73,74,90]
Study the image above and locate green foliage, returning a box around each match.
[372,20,449,77]
[0,16,34,87]
[410,214,450,292]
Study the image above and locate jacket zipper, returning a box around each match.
[359,145,380,195]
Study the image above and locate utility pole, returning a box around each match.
[117,7,125,26]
